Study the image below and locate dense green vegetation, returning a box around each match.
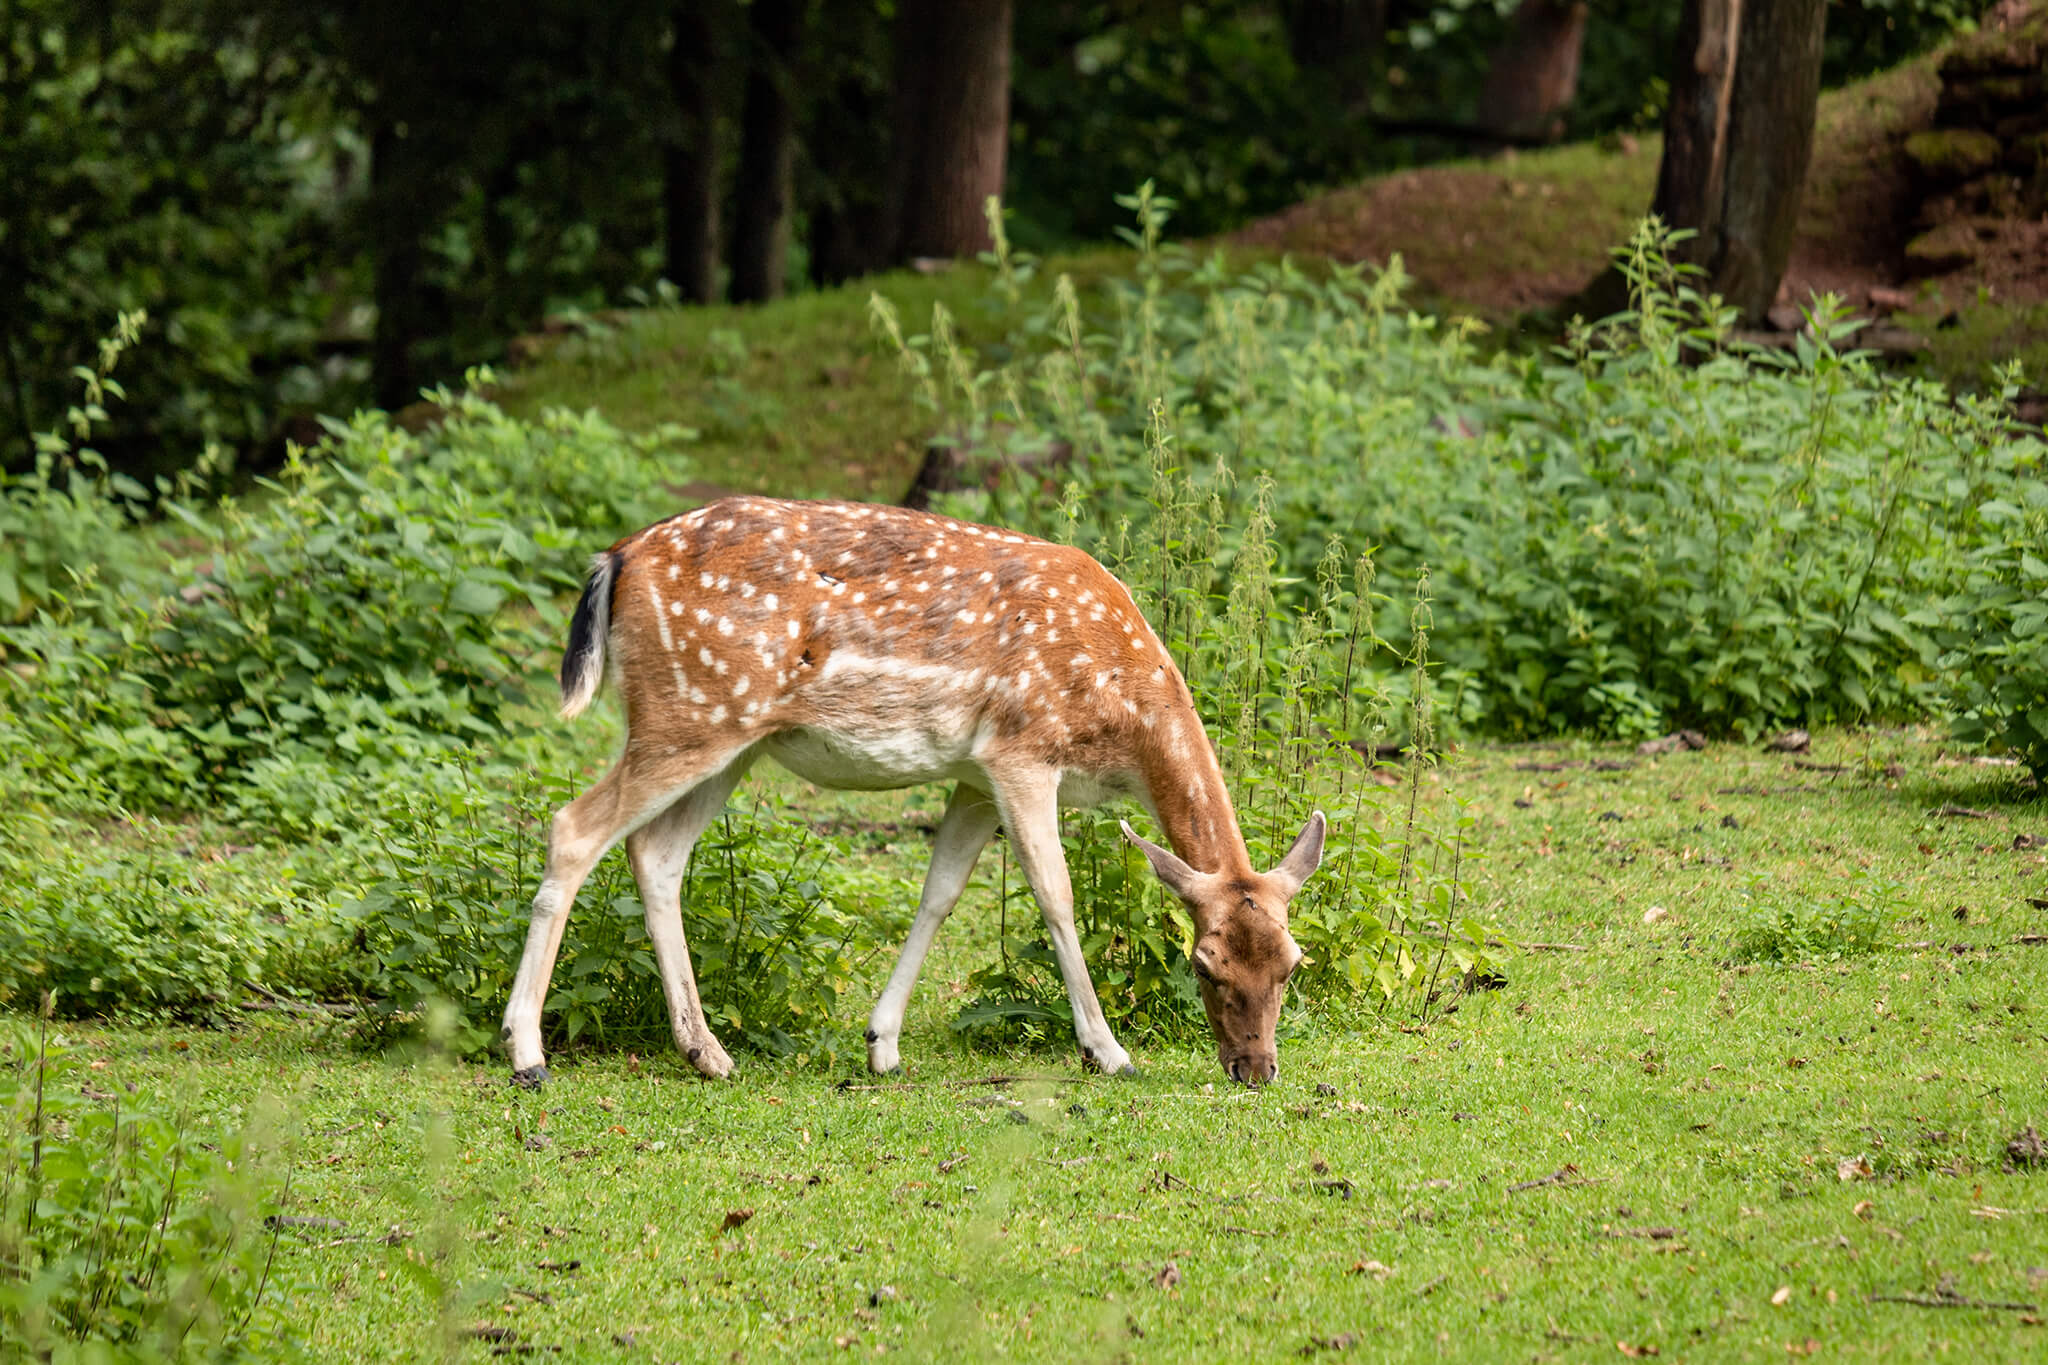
[4,196,2044,1356]
[3,1,1981,475]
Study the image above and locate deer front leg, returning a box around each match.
[866,784,1000,1074]
[987,768,1135,1077]
[627,749,757,1080]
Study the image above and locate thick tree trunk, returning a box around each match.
[890,0,1013,261]
[806,69,891,285]
[369,121,434,410]
[728,0,803,303]
[664,2,723,304]
[1282,0,1385,110]
[1708,0,1827,317]
[1573,0,1826,324]
[1477,1,1590,143]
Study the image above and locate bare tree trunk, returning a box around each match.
[664,1,723,304]
[1709,0,1827,316]
[370,121,435,410]
[728,0,804,303]
[1282,0,1385,111]
[890,0,1012,261]
[1477,1,1590,144]
[1573,0,1826,324]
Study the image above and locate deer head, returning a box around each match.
[1121,812,1325,1085]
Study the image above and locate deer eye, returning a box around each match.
[1191,954,1218,983]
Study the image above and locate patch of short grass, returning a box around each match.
[43,728,2048,1361]
[491,252,1135,505]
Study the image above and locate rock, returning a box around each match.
[1904,128,2004,183]
[902,426,1074,510]
[1937,25,2043,81]
[1866,285,1915,312]
[1856,325,1931,356]
[1903,221,1981,277]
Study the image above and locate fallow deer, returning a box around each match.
[501,496,1325,1087]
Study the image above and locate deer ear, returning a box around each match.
[1268,810,1327,898]
[1120,820,1202,902]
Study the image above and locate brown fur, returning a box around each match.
[503,497,1324,1086]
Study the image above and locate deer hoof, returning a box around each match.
[510,1065,550,1090]
[687,1040,735,1081]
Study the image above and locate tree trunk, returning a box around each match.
[664,1,723,304]
[1573,0,1826,324]
[1282,0,1385,111]
[803,0,894,286]
[369,121,434,410]
[1477,1,1590,143]
[1708,0,1828,317]
[728,0,804,303]
[890,0,1013,261]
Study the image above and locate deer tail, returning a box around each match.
[558,550,620,720]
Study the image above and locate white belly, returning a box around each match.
[763,725,982,791]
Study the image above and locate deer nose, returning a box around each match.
[1226,1054,1279,1087]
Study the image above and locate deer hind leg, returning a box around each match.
[626,746,758,1080]
[501,741,753,1086]
[865,783,1000,1075]
[986,768,1135,1077]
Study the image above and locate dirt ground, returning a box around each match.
[1232,7,2048,327]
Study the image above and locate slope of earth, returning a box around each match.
[1231,8,2047,396]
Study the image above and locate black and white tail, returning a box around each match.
[558,550,620,719]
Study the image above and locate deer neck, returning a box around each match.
[1134,701,1255,883]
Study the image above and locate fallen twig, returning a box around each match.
[833,1073,1059,1093]
[1932,804,1995,820]
[1486,939,1586,953]
[1220,1224,1275,1237]
[1870,1289,2038,1312]
[1508,1164,1602,1193]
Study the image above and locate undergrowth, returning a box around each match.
[881,197,2048,776]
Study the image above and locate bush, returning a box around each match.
[890,206,2045,751]
[1,374,697,822]
[342,761,901,1061]
[1914,453,2048,776]
[0,806,317,1019]
[0,1018,292,1358]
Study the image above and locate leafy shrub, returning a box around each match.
[1913,456,2048,776]
[1732,874,1901,964]
[0,1018,292,1358]
[2,375,695,823]
[896,379,1505,1036]
[342,761,899,1061]
[0,807,315,1019]
[888,205,2045,751]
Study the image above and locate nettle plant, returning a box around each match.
[0,1015,293,1358]
[343,761,899,1062]
[881,233,1504,1036]
[882,195,2046,763]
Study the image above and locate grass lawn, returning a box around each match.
[51,729,2048,1362]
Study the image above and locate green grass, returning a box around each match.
[43,729,2048,1361]
[491,251,1135,505]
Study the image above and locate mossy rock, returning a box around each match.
[1938,22,2043,80]
[1903,220,1981,277]
[1904,128,2004,181]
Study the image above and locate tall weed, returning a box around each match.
[0,1015,294,1358]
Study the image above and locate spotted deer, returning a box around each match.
[501,496,1326,1087]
